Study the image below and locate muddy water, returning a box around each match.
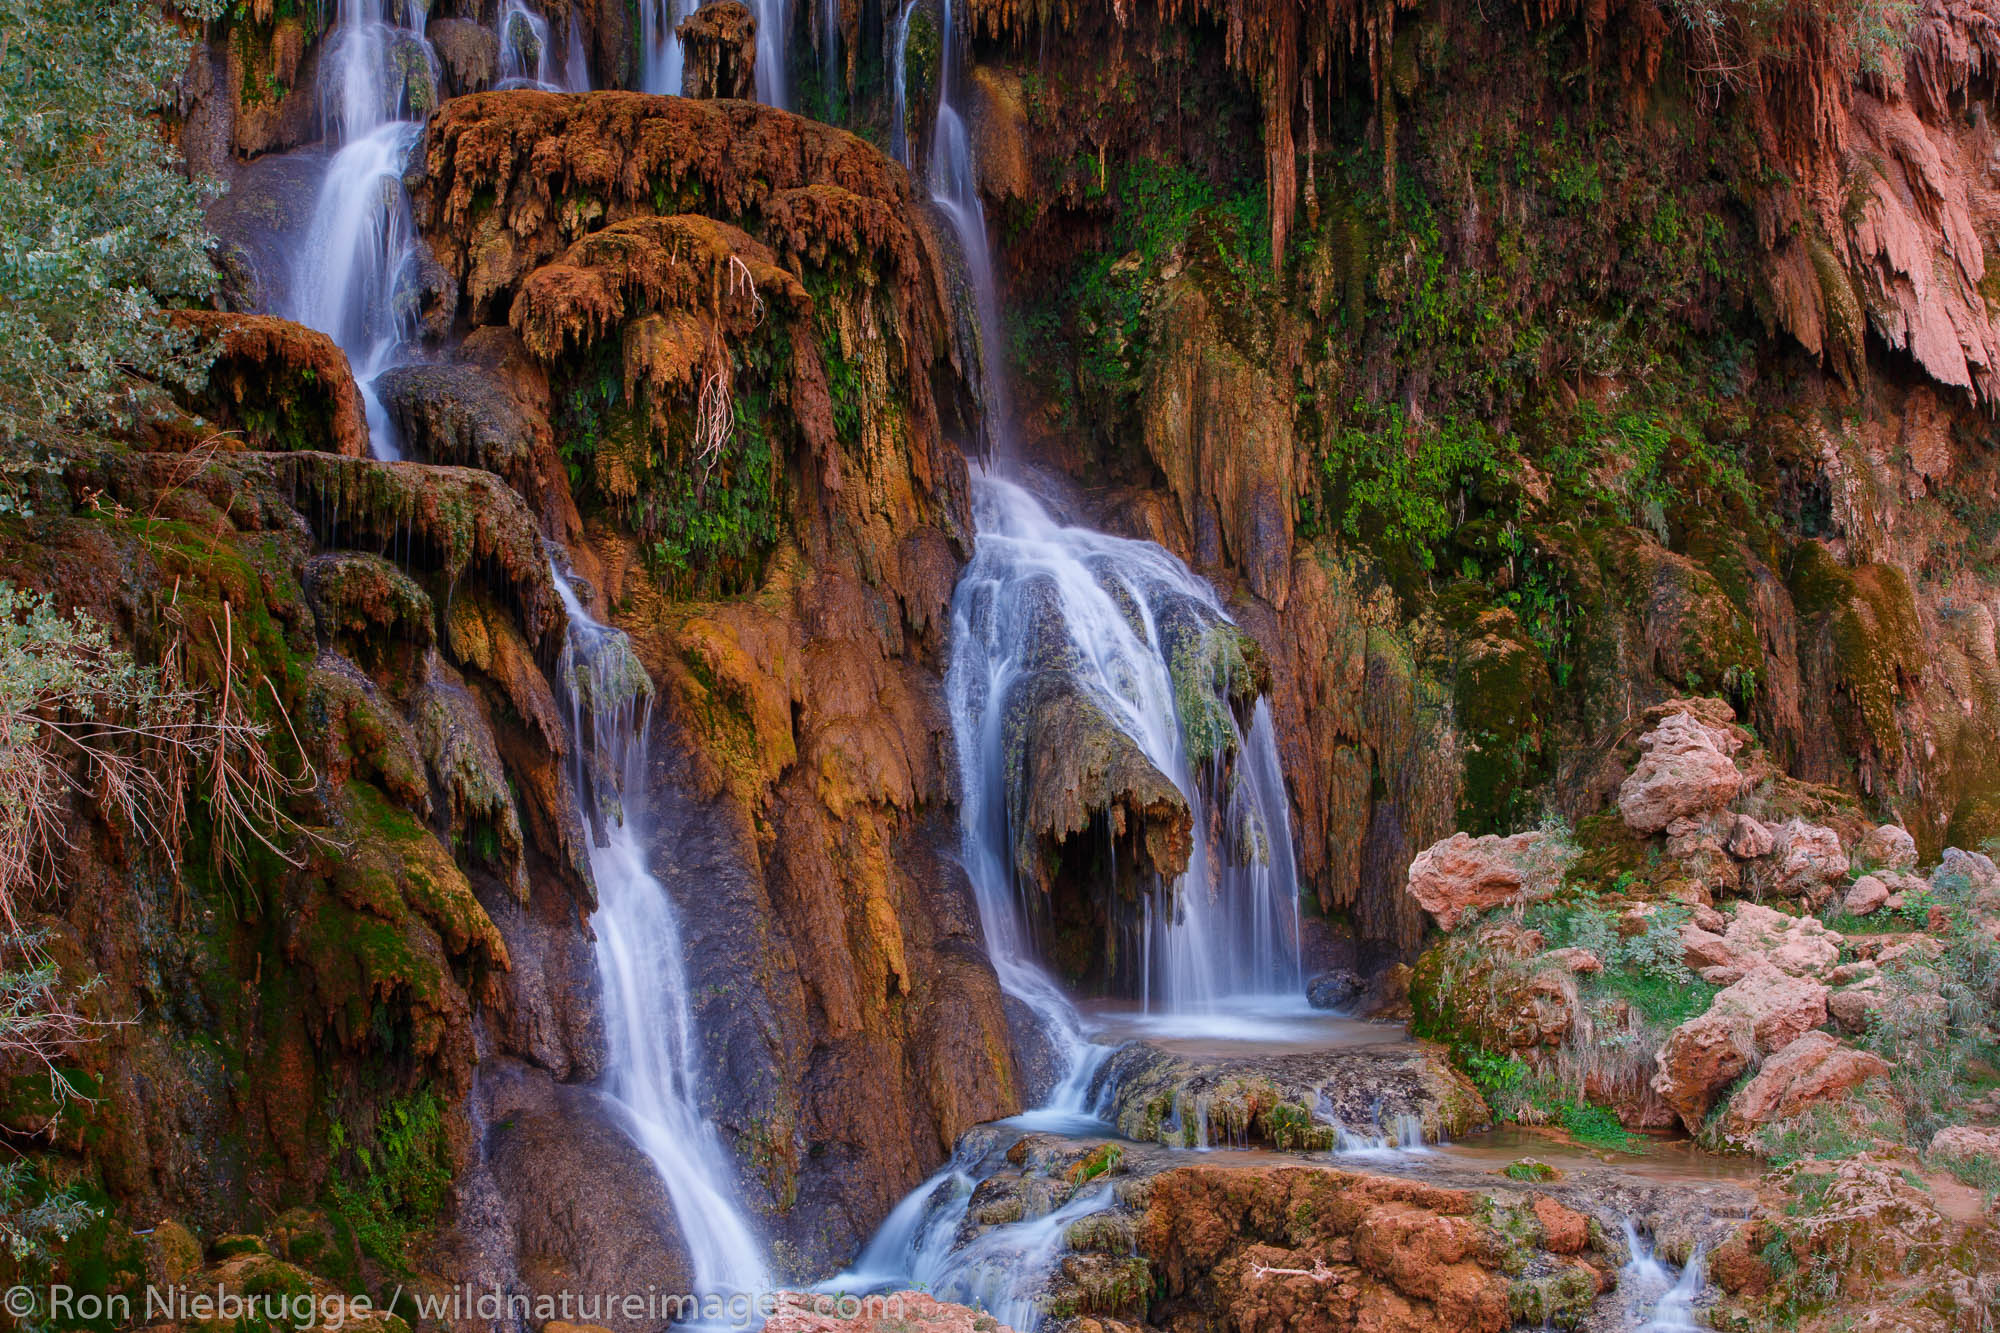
[1438,1126,1764,1186]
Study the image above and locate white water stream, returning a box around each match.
[291,0,440,460]
[1621,1222,1709,1332]
[949,471,1305,1023]
[552,570,773,1296]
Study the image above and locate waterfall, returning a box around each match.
[889,0,915,166]
[948,470,1305,1021]
[292,0,438,460]
[834,1146,980,1290]
[495,0,591,91]
[925,0,1006,456]
[643,0,788,105]
[551,569,773,1296]
[824,1139,1114,1331]
[1330,1112,1434,1157]
[818,0,840,110]
[1620,1222,1708,1332]
[640,0,687,95]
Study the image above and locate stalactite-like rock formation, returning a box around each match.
[412,88,1016,1273]
[678,0,760,97]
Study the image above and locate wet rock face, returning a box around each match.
[1003,666,1192,988]
[399,88,1009,1279]
[429,16,500,96]
[202,150,324,313]
[677,1,758,98]
[169,312,369,458]
[0,447,602,1245]
[475,1071,697,1333]
[1141,278,1296,608]
[1089,1038,1489,1151]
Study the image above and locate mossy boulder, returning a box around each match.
[171,313,369,457]
[304,552,434,687]
[412,667,529,899]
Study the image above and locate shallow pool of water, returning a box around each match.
[1075,997,1408,1056]
[1437,1126,1764,1185]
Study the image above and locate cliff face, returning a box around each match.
[409,90,1020,1270]
[944,0,2000,953]
[18,0,2000,1318]
[12,74,1008,1312]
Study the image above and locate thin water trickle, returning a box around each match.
[551,569,772,1296]
[926,0,1007,457]
[889,0,916,167]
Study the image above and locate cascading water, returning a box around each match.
[642,0,788,105]
[1329,1112,1434,1158]
[551,569,772,1296]
[292,0,438,460]
[948,470,1305,1019]
[1620,1222,1709,1332]
[825,1138,1114,1330]
[818,0,840,110]
[495,0,591,91]
[842,3,1306,1315]
[640,0,688,96]
[889,0,915,166]
[913,0,1006,454]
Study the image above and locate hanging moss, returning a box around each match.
[1167,621,1258,767]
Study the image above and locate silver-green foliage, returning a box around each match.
[0,0,224,445]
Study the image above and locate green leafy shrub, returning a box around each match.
[324,1090,454,1272]
[0,0,222,448]
[1557,1101,1639,1151]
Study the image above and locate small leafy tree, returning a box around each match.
[0,0,224,456]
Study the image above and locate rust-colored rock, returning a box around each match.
[1141,277,1296,606]
[1405,830,1565,931]
[677,1,758,98]
[1766,818,1852,901]
[766,1292,1016,1333]
[1533,1194,1591,1255]
[1618,709,1745,833]
[1844,874,1890,915]
[1715,1031,1892,1144]
[170,311,367,457]
[1855,823,1919,871]
[1651,965,1830,1133]
[1140,1165,1514,1332]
